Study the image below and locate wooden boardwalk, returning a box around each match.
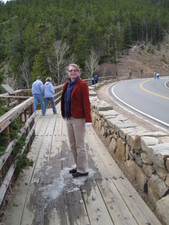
[1,106,162,225]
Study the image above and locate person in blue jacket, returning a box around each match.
[43,77,57,116]
[32,76,44,115]
[94,74,98,84]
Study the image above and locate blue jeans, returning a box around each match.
[33,94,44,114]
[43,97,56,115]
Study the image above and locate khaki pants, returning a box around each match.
[66,117,88,173]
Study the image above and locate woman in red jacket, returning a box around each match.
[61,63,92,178]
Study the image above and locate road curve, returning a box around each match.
[111,76,169,128]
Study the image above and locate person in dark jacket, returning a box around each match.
[61,63,92,178]
[94,74,98,84]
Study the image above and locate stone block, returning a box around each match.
[99,110,118,119]
[128,135,141,152]
[118,129,126,140]
[89,90,97,96]
[148,174,168,205]
[143,131,168,137]
[147,143,169,168]
[160,136,169,143]
[142,164,155,177]
[125,144,130,160]
[124,160,136,179]
[166,158,169,172]
[116,138,125,162]
[141,136,159,152]
[135,154,143,167]
[141,152,153,165]
[91,99,113,111]
[153,164,167,180]
[135,163,148,192]
[166,175,169,188]
[109,138,116,153]
[156,196,169,225]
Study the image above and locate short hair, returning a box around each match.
[67,63,81,73]
[37,76,42,80]
[45,77,52,82]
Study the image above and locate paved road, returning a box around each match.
[111,76,169,128]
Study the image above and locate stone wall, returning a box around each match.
[89,87,169,225]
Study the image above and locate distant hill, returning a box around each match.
[1,0,169,87]
[117,41,169,78]
[98,36,169,79]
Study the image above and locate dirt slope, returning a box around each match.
[117,44,169,78]
[99,36,169,79]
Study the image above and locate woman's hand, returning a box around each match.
[85,123,92,128]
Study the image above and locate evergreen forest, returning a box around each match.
[1,0,169,88]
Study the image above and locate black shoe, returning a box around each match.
[72,172,88,178]
[69,168,77,174]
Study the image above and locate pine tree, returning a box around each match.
[31,50,50,84]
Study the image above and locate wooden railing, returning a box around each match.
[0,75,116,208]
[0,92,35,207]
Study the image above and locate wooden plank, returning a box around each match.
[86,127,123,177]
[21,118,70,225]
[20,184,36,225]
[48,205,69,225]
[31,135,52,181]
[18,133,51,224]
[20,114,58,224]
[50,116,62,158]
[1,135,43,225]
[116,178,162,225]
[81,180,114,225]
[48,115,88,225]
[53,114,62,136]
[65,189,90,225]
[36,117,51,136]
[1,169,35,225]
[0,140,16,170]
[0,164,15,206]
[97,179,137,225]
[1,113,162,225]
[0,97,34,133]
[86,135,112,179]
[45,116,57,136]
[87,127,162,225]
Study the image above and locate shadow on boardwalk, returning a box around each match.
[1,107,162,225]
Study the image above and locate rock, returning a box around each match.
[156,196,169,225]
[141,152,153,165]
[148,174,168,205]
[115,138,125,162]
[135,163,148,192]
[147,143,169,168]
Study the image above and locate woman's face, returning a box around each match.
[68,66,79,81]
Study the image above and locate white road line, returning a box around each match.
[111,84,169,128]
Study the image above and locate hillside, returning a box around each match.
[1,0,169,87]
[117,39,169,78]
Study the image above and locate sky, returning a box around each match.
[1,0,11,3]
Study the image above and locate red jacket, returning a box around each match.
[61,79,92,122]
